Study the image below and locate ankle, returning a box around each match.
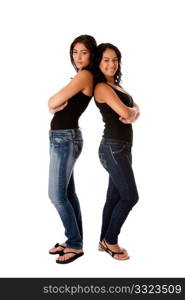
[104,240,117,247]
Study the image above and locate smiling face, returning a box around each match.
[99,48,119,81]
[72,43,91,70]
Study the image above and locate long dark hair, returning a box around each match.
[94,43,122,85]
[70,35,97,72]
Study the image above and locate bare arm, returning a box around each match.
[48,70,93,110]
[94,83,137,120]
[133,103,140,121]
[49,102,68,114]
[119,102,140,123]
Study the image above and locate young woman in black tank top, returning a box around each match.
[48,35,97,264]
[94,43,140,260]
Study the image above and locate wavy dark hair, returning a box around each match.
[70,35,97,72]
[94,43,122,85]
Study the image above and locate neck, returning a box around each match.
[107,80,115,85]
[107,81,115,85]
[105,75,114,84]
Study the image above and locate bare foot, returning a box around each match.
[49,242,67,254]
[101,240,129,260]
[56,247,83,263]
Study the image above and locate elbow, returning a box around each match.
[48,97,55,109]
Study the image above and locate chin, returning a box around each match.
[106,73,115,77]
[77,65,85,70]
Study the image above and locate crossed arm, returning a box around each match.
[48,79,140,123]
[48,70,93,114]
[49,102,68,114]
[94,83,140,124]
[119,102,140,124]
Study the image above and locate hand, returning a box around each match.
[132,103,140,122]
[134,111,140,121]
[119,110,140,124]
[122,103,140,123]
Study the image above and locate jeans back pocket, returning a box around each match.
[110,142,131,155]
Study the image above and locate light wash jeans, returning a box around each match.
[48,129,83,249]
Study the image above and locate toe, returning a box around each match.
[115,253,129,260]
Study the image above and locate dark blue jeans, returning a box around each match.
[98,138,139,244]
[48,129,83,249]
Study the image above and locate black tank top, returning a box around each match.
[50,91,92,130]
[95,85,134,143]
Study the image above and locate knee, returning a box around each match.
[48,188,67,206]
[48,189,57,206]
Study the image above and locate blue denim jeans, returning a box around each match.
[98,138,139,244]
[48,129,83,249]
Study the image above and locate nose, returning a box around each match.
[109,60,115,68]
[77,52,82,60]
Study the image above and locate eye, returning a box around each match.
[81,51,88,55]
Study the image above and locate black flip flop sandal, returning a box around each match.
[98,241,128,256]
[56,251,84,264]
[49,243,66,255]
[100,240,129,260]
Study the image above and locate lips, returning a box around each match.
[107,69,116,73]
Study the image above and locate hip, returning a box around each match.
[49,128,83,143]
[49,128,83,159]
[98,138,132,168]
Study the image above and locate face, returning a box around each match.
[99,48,118,80]
[72,43,91,70]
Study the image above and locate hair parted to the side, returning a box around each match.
[94,43,122,85]
[70,35,97,72]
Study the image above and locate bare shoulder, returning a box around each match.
[77,69,93,80]
[95,82,107,91]
[94,82,112,94]
[94,83,114,103]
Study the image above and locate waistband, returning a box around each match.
[49,128,82,139]
[101,138,132,146]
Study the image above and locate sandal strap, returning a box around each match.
[103,240,125,257]
[110,250,125,257]
[58,251,82,256]
[99,241,107,251]
[63,251,80,255]
[105,248,124,257]
[54,243,65,248]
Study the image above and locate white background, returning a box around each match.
[0,0,185,277]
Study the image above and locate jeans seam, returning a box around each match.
[111,145,125,155]
[109,145,118,165]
